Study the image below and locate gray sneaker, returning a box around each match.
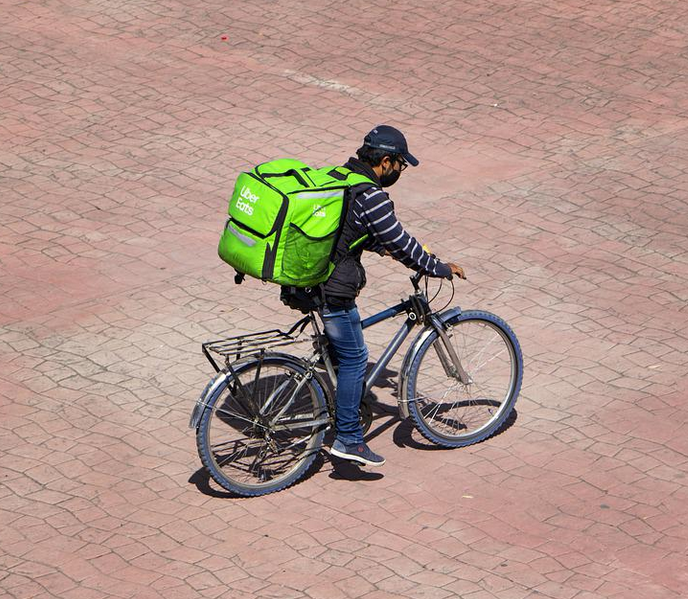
[330,439,385,466]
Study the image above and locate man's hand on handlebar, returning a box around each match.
[446,262,466,280]
[410,262,466,288]
[420,246,465,281]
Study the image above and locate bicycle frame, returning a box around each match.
[309,287,470,402]
[192,275,468,431]
[308,299,417,397]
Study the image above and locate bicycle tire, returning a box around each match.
[196,354,328,496]
[405,310,523,448]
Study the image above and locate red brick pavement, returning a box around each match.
[2,0,688,598]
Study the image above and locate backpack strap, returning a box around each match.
[326,168,379,257]
[327,167,377,187]
[328,167,347,181]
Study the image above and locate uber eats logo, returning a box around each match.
[236,186,259,216]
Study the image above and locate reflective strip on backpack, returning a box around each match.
[293,190,344,200]
[227,222,256,247]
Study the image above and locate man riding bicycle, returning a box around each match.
[324,125,465,467]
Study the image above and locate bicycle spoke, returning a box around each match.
[470,346,507,377]
[215,441,252,468]
[200,359,327,491]
[408,314,519,446]
[466,330,498,373]
[210,437,251,452]
[261,446,314,468]
[248,443,270,476]
[214,406,265,429]
[423,400,444,423]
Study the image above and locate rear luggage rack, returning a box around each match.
[202,315,310,372]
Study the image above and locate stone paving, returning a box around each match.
[2,0,688,597]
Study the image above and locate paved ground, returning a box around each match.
[2,0,688,598]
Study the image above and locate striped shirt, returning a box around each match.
[355,186,452,278]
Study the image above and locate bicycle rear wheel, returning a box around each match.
[196,355,328,496]
[405,310,522,448]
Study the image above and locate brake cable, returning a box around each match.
[433,276,455,314]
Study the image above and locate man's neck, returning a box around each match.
[344,156,380,184]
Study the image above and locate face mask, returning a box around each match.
[379,165,401,187]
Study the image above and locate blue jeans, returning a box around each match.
[321,305,368,446]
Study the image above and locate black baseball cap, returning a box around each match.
[363,125,419,166]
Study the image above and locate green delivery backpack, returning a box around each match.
[218,159,375,287]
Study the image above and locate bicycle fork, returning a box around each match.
[398,307,468,419]
[428,315,472,385]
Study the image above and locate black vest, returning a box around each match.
[323,158,381,307]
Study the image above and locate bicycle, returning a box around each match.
[190,271,523,497]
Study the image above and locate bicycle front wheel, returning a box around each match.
[196,355,328,496]
[405,310,522,448]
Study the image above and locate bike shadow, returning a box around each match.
[392,407,519,450]
[188,451,382,493]
[367,362,520,451]
[189,452,332,498]
[188,468,242,499]
[366,362,398,392]
[188,403,519,497]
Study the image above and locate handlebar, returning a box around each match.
[410,269,454,292]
